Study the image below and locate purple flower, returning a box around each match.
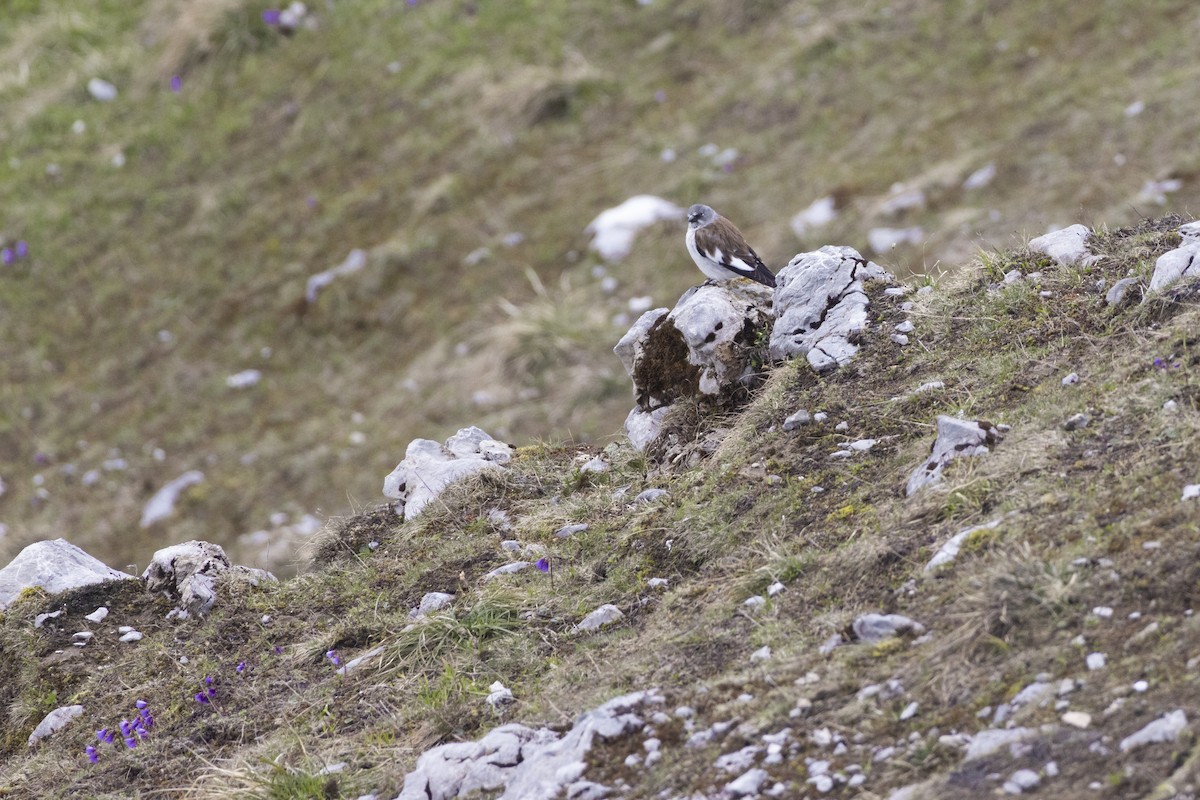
[536,558,549,573]
[195,692,210,705]
[85,745,99,763]
[135,699,148,709]
[96,728,114,744]
[140,712,155,728]
[14,240,27,258]
[204,676,215,685]
[1,248,12,265]
[170,75,182,93]
[1154,357,1165,368]
[118,719,132,737]
[124,736,137,749]
[135,725,149,739]
[274,645,284,655]
[236,661,246,673]
[262,9,281,25]
[325,649,340,666]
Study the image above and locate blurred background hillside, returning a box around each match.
[1,0,1198,575]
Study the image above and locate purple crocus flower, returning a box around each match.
[170,75,182,93]
[194,692,210,705]
[118,719,132,737]
[140,711,155,728]
[135,699,148,709]
[96,728,114,744]
[85,745,99,763]
[536,558,549,573]
[325,649,340,666]
[124,736,138,749]
[14,240,27,258]
[1,248,12,265]
[262,9,282,25]
[135,725,149,739]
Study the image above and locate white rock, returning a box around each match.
[783,409,812,430]
[1149,235,1200,293]
[225,369,262,389]
[1062,372,1079,386]
[27,705,85,746]
[894,320,914,333]
[808,774,834,793]
[140,470,205,528]
[767,581,785,596]
[622,405,669,452]
[483,562,532,581]
[964,727,1035,761]
[725,768,768,797]
[1029,224,1098,267]
[72,631,93,643]
[336,645,386,675]
[925,518,1002,571]
[962,162,997,191]
[1086,652,1106,670]
[1092,606,1114,618]
[900,701,919,720]
[305,249,368,303]
[143,540,273,615]
[585,195,682,262]
[647,578,669,590]
[906,416,1001,496]
[554,523,589,539]
[578,457,608,474]
[750,646,772,663]
[852,613,926,643]
[867,226,924,254]
[411,592,455,618]
[486,681,515,709]
[790,196,838,237]
[848,438,877,452]
[0,540,133,609]
[1182,484,1200,501]
[1132,680,1149,692]
[383,428,505,521]
[34,610,62,628]
[743,596,767,613]
[119,630,143,643]
[1119,709,1187,752]
[771,246,894,370]
[634,488,668,504]
[576,604,624,632]
[1105,277,1140,307]
[87,78,118,101]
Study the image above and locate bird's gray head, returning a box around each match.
[687,204,717,229]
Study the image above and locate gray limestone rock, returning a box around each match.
[383,427,510,521]
[623,406,669,453]
[1028,224,1099,267]
[906,416,1002,496]
[0,539,133,610]
[852,613,926,643]
[27,704,85,746]
[1118,709,1187,752]
[769,245,894,371]
[395,690,663,800]
[1148,229,1200,293]
[576,604,624,632]
[143,540,274,615]
[1105,277,1141,307]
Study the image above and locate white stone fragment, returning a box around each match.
[225,369,262,389]
[1133,680,1149,692]
[895,320,914,333]
[28,705,85,746]
[140,470,205,527]
[486,681,515,709]
[634,488,668,504]
[585,195,682,262]
[1086,652,1106,670]
[852,613,926,643]
[725,768,768,797]
[622,405,669,452]
[1119,709,1187,752]
[767,581,785,596]
[84,606,109,623]
[906,416,1000,496]
[87,78,118,101]
[119,630,143,643]
[964,727,1035,760]
[336,645,385,675]
[743,596,767,613]
[143,540,272,615]
[750,646,771,663]
[483,562,532,581]
[647,578,669,590]
[34,610,62,628]
[1062,372,1079,386]
[411,592,455,618]
[0,540,133,610]
[305,249,368,304]
[1148,223,1200,292]
[925,518,1002,571]
[576,604,624,632]
[963,163,997,191]
[1029,224,1098,267]
[791,196,838,237]
[900,702,919,720]
[1183,484,1200,501]
[1092,606,1114,618]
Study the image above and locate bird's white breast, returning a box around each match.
[685,226,732,282]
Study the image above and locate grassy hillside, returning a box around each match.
[2,217,1199,798]
[1,0,1198,574]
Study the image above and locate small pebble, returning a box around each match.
[1132,680,1148,692]
[1086,652,1106,670]
[1062,372,1079,386]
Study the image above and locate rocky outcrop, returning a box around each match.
[768,245,894,370]
[143,541,275,616]
[1148,220,1200,292]
[0,539,133,610]
[383,426,514,521]
[395,689,663,800]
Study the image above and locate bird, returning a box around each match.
[684,204,777,288]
